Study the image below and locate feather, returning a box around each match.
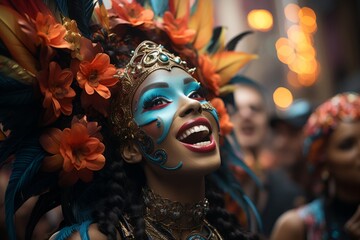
[0,6,38,74]
[169,0,189,19]
[55,0,70,17]
[67,0,96,38]
[0,56,36,84]
[0,0,51,19]
[55,220,91,240]
[5,137,46,240]
[211,173,251,225]
[225,31,253,51]
[189,0,213,51]
[25,189,61,240]
[210,51,257,86]
[206,27,226,55]
[148,0,168,16]
[223,133,262,187]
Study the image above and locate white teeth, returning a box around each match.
[178,125,209,141]
[194,141,211,146]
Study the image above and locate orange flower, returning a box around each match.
[198,55,220,96]
[35,12,72,49]
[162,11,195,45]
[40,116,105,186]
[111,0,154,27]
[38,62,75,125]
[77,53,118,99]
[210,98,233,136]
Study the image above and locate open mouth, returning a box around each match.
[176,117,216,153]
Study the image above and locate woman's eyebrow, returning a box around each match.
[183,77,196,85]
[139,82,169,96]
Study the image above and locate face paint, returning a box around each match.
[133,73,217,144]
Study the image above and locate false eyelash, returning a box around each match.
[189,85,207,99]
[142,94,169,109]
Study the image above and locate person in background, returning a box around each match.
[224,77,307,237]
[271,92,360,240]
[259,100,312,237]
[222,77,272,233]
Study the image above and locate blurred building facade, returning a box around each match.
[214,0,360,109]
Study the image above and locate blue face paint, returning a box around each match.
[133,71,219,144]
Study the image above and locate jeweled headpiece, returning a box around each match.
[110,40,195,140]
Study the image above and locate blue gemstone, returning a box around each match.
[187,234,206,240]
[159,53,169,62]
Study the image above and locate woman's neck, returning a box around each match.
[334,182,360,203]
[145,171,206,204]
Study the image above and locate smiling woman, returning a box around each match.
[60,40,256,240]
[0,1,258,240]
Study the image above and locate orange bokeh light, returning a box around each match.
[273,87,293,109]
[277,5,319,87]
[298,73,317,86]
[276,37,292,49]
[284,4,300,23]
[247,9,273,32]
[287,25,311,44]
[299,7,316,19]
[287,71,302,88]
[277,45,296,64]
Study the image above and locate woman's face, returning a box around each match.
[131,67,220,176]
[325,120,360,187]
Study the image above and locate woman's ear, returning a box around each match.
[121,142,143,164]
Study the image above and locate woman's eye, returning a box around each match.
[338,137,356,150]
[143,97,171,111]
[189,91,205,101]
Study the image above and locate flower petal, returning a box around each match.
[41,154,64,172]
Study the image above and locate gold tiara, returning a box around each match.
[110,40,195,141]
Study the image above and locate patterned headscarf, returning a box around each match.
[303,92,360,166]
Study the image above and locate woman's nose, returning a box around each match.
[178,97,202,117]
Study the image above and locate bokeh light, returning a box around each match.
[273,87,293,109]
[284,4,300,23]
[247,9,273,32]
[276,4,319,87]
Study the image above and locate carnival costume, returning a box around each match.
[0,0,259,239]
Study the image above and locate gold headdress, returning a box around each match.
[110,40,195,141]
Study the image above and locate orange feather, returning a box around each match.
[211,51,258,86]
[189,0,213,51]
[0,6,38,75]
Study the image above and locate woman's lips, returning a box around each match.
[181,134,216,153]
[176,117,216,153]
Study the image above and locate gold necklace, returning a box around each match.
[143,188,223,240]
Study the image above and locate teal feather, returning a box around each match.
[55,0,69,17]
[55,220,92,240]
[67,0,96,38]
[190,0,198,16]
[223,131,262,187]
[148,0,168,16]
[5,137,46,240]
[206,27,225,55]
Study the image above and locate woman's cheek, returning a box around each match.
[141,119,163,140]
